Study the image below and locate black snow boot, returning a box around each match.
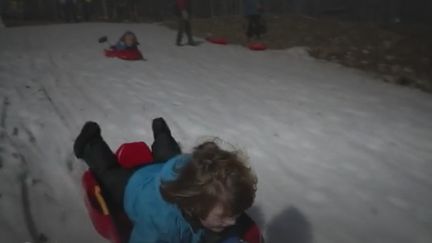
[151,117,181,163]
[73,121,101,159]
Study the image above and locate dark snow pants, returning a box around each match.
[176,17,194,45]
[80,121,181,209]
[246,14,262,40]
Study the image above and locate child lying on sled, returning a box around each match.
[111,31,139,50]
[73,118,257,243]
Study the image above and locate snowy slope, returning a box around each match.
[0,23,431,243]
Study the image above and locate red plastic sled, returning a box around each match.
[248,42,267,51]
[206,36,228,45]
[82,142,264,243]
[82,171,126,243]
[104,48,144,61]
[115,142,152,169]
[82,141,153,243]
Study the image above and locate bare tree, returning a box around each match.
[101,0,108,19]
[0,0,4,26]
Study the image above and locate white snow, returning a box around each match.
[0,23,432,243]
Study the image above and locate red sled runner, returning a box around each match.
[206,36,229,45]
[104,48,144,61]
[248,42,267,51]
[82,142,264,243]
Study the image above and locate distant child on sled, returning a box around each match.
[73,117,258,243]
[111,31,139,50]
[100,31,143,60]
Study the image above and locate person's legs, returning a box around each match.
[63,3,71,22]
[151,117,181,163]
[74,122,115,171]
[251,15,261,40]
[83,3,90,21]
[97,167,134,208]
[254,15,262,39]
[176,18,185,45]
[74,118,181,206]
[74,122,132,208]
[71,2,78,22]
[185,19,195,45]
[246,16,254,40]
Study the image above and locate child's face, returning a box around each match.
[124,34,135,46]
[200,204,237,232]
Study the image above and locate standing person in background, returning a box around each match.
[82,0,94,21]
[60,0,78,22]
[59,0,67,21]
[175,0,197,46]
[243,0,264,41]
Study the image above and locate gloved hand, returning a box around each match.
[181,10,189,19]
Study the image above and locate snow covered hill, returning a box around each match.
[0,23,431,243]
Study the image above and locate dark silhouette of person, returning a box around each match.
[59,0,78,22]
[175,0,197,46]
[243,0,264,41]
[82,0,94,21]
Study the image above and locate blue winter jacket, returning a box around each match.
[114,41,138,50]
[124,155,205,243]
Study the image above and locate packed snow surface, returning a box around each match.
[0,23,431,243]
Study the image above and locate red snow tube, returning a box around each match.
[104,48,143,61]
[248,42,267,51]
[206,36,228,45]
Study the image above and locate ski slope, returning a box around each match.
[0,23,431,243]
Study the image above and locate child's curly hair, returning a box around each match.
[160,141,257,220]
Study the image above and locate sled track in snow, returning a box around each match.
[20,172,46,243]
[0,94,46,242]
[2,133,47,243]
[0,97,9,132]
[39,87,70,129]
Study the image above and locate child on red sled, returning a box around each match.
[73,118,258,243]
[110,31,139,51]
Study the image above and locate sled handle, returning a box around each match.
[94,186,110,215]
